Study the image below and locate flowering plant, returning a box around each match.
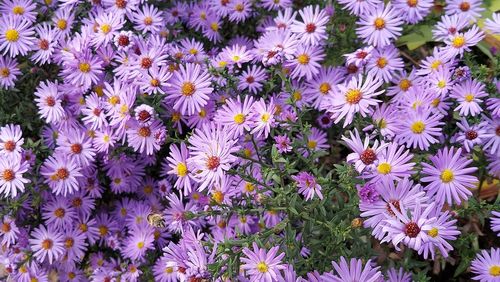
[0,0,499,281]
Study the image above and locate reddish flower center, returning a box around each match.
[206,156,220,170]
[459,1,470,11]
[115,0,127,9]
[54,208,65,218]
[2,169,14,181]
[39,39,49,50]
[56,168,69,180]
[246,76,255,83]
[407,0,418,7]
[4,140,15,151]
[496,125,500,136]
[360,149,377,165]
[72,198,82,208]
[465,130,478,140]
[448,27,457,34]
[1,222,11,232]
[356,51,368,59]
[347,63,358,74]
[41,239,53,250]
[118,35,130,46]
[141,57,152,69]
[71,143,82,154]
[138,110,151,122]
[305,23,316,33]
[138,126,151,137]
[404,222,421,238]
[93,108,101,116]
[386,200,401,216]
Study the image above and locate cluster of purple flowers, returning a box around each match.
[0,0,498,281]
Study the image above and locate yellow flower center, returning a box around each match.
[378,119,387,129]
[319,83,331,94]
[256,262,268,273]
[431,98,440,107]
[57,19,67,30]
[103,135,110,142]
[244,182,255,192]
[374,18,385,30]
[452,36,465,48]
[234,113,245,124]
[376,57,387,68]
[79,63,91,73]
[293,91,302,101]
[181,82,195,96]
[99,226,108,236]
[0,68,10,77]
[345,89,362,104]
[5,29,19,42]
[12,6,25,15]
[407,0,418,7]
[297,54,310,65]
[377,162,392,175]
[464,94,474,102]
[307,140,317,149]
[411,121,425,134]
[232,55,240,62]
[100,24,111,34]
[137,241,144,249]
[109,95,120,105]
[437,80,446,88]
[212,191,224,204]
[177,163,187,177]
[199,108,207,117]
[440,169,454,183]
[490,265,500,277]
[144,16,153,25]
[428,227,439,238]
[399,79,412,91]
[261,113,270,122]
[210,22,219,31]
[165,266,174,273]
[431,60,442,70]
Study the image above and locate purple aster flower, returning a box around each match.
[56,129,96,167]
[165,63,213,116]
[62,51,104,91]
[165,142,194,196]
[382,201,435,251]
[367,45,404,83]
[342,128,388,173]
[254,29,298,66]
[359,178,426,239]
[421,146,478,206]
[393,0,433,24]
[40,152,83,196]
[187,124,240,192]
[486,97,500,117]
[453,65,472,82]
[0,124,23,157]
[455,118,487,152]
[356,3,403,47]
[344,46,374,67]
[0,15,35,57]
[0,0,37,23]
[0,154,29,198]
[274,135,292,153]
[433,14,470,41]
[298,127,329,157]
[416,47,455,76]
[0,216,19,247]
[445,0,485,21]
[238,65,267,94]
[250,98,276,139]
[292,171,323,201]
[364,103,399,139]
[0,55,20,89]
[122,224,155,261]
[228,0,252,23]
[304,66,345,110]
[126,119,166,155]
[443,25,485,58]
[471,248,500,281]
[428,65,454,95]
[241,242,286,282]
[362,142,415,184]
[29,225,65,264]
[215,95,254,138]
[290,5,329,46]
[286,44,325,80]
[42,197,77,232]
[132,4,163,34]
[337,0,380,16]
[418,209,460,259]
[322,73,383,127]
[322,257,383,282]
[450,78,488,116]
[395,107,444,150]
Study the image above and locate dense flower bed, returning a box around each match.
[0,0,499,281]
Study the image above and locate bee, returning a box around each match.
[147,213,166,228]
